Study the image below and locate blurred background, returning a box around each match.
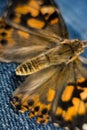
[0,0,87,130]
[58,0,87,40]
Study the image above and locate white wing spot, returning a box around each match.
[82,124,87,130]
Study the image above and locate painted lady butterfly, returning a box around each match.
[0,0,87,130]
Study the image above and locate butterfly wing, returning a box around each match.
[4,0,69,38]
[10,53,87,130]
[0,18,60,63]
[0,0,69,63]
[11,63,73,124]
[51,59,87,130]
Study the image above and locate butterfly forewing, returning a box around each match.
[4,0,69,38]
[0,0,69,63]
[0,18,59,63]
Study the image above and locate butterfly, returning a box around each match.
[0,0,87,130]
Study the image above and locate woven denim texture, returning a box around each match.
[0,0,87,130]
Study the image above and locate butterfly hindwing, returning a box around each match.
[51,60,87,130]
[11,65,61,123]
[11,62,78,125]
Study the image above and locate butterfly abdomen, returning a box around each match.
[16,53,51,75]
[15,44,72,76]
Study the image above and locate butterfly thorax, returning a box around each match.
[59,39,85,63]
[61,39,84,54]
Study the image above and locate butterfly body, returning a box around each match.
[0,0,87,130]
[16,39,85,76]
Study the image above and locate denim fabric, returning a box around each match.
[0,0,87,130]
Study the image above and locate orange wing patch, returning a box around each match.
[40,6,59,25]
[18,30,30,39]
[77,78,87,100]
[14,1,40,16]
[64,98,86,121]
[61,85,74,102]
[55,98,86,122]
[47,89,55,102]
[27,18,45,29]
